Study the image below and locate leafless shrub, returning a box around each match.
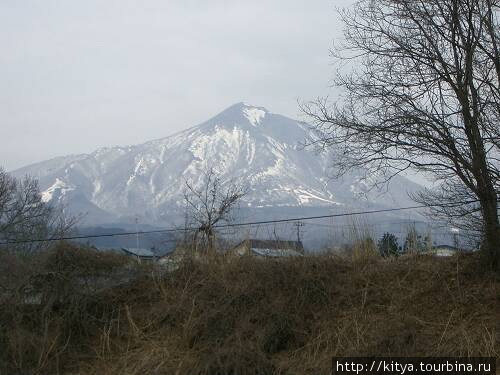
[184,167,246,255]
[0,167,77,253]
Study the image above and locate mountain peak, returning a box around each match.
[242,106,266,127]
[225,102,269,124]
[229,101,268,111]
[199,102,270,131]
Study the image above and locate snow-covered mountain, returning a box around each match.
[12,103,423,225]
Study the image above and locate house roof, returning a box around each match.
[432,244,460,251]
[250,248,303,257]
[427,245,475,257]
[121,247,155,257]
[233,239,304,257]
[246,239,304,252]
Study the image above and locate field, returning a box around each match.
[0,243,498,375]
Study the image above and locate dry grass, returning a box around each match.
[0,243,498,375]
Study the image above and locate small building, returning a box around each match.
[428,244,471,257]
[120,247,156,262]
[231,239,304,258]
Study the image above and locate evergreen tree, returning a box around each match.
[377,232,399,257]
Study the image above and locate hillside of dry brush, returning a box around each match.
[0,243,498,375]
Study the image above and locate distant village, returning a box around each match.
[99,238,471,267]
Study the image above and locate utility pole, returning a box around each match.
[294,221,304,243]
[451,227,460,250]
[135,217,140,249]
[184,203,188,245]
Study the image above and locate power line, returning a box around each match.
[0,199,482,245]
[212,200,480,228]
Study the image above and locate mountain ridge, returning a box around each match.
[12,103,423,226]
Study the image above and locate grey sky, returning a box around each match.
[1,0,354,171]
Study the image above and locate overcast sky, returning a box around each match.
[1,0,353,171]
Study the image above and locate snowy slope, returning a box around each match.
[12,103,423,225]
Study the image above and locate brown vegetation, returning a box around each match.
[0,243,498,375]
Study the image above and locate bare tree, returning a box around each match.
[184,168,246,254]
[302,0,499,270]
[0,168,75,252]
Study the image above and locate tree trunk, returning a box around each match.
[192,231,199,255]
[479,193,500,271]
[463,107,499,271]
[207,229,215,257]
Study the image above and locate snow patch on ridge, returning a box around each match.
[189,126,246,164]
[293,188,340,205]
[41,178,75,203]
[243,107,266,126]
